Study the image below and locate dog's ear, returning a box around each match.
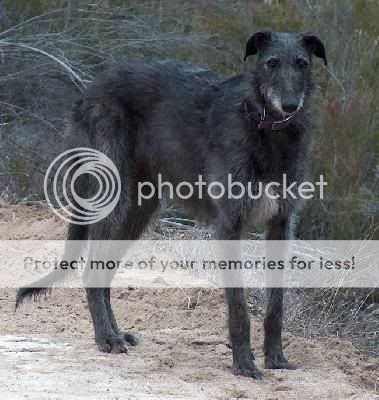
[302,33,327,66]
[244,30,272,61]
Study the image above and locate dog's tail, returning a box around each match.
[15,223,88,309]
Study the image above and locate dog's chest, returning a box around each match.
[246,184,279,225]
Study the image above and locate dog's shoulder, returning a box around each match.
[207,74,255,121]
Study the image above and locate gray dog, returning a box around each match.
[17,30,326,379]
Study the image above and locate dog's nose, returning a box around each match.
[282,103,298,113]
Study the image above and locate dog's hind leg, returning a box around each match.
[85,238,129,353]
[104,288,139,346]
[85,287,127,353]
[85,194,158,353]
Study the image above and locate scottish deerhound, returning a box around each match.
[16,31,326,379]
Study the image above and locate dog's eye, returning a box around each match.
[296,58,309,69]
[266,58,280,69]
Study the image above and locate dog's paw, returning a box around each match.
[264,353,296,370]
[122,331,139,346]
[96,334,128,354]
[232,352,263,380]
[233,364,263,379]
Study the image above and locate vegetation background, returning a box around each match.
[0,0,377,240]
[0,0,377,354]
[0,0,378,240]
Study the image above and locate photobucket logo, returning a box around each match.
[44,148,121,225]
[138,174,327,205]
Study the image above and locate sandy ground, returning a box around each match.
[0,205,378,400]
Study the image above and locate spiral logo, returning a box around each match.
[44,148,121,225]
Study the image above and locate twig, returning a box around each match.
[0,41,89,90]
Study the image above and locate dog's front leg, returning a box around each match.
[218,221,262,379]
[225,287,262,379]
[264,215,296,369]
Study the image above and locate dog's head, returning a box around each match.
[244,31,326,117]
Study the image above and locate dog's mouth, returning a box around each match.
[280,107,301,118]
[260,87,305,119]
[269,105,299,120]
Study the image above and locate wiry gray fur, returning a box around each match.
[16,31,326,379]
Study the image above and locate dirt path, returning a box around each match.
[0,205,378,399]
